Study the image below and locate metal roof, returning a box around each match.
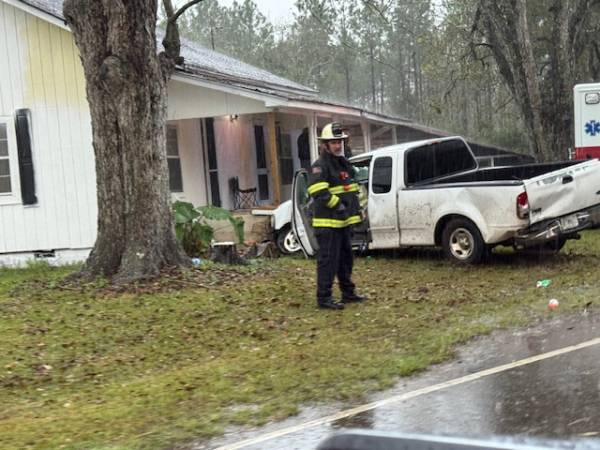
[176,35,316,95]
[18,0,62,19]
[16,0,317,96]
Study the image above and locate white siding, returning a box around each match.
[168,80,270,120]
[0,2,96,255]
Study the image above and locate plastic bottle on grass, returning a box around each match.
[536,279,552,288]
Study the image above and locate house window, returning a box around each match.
[277,129,294,185]
[0,122,13,194]
[167,125,183,192]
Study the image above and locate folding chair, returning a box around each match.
[228,176,257,210]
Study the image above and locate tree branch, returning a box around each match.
[161,0,205,68]
[494,94,516,113]
[362,0,392,26]
[169,0,205,25]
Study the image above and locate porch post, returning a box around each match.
[392,125,398,144]
[307,113,318,163]
[266,112,281,205]
[361,121,371,152]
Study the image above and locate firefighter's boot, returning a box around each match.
[317,297,345,310]
[341,292,365,304]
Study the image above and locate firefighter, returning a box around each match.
[307,122,365,310]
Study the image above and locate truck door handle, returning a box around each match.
[562,175,573,184]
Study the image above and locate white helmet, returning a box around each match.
[318,122,348,140]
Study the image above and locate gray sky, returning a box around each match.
[217,0,297,25]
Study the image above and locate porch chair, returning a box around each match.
[228,176,257,210]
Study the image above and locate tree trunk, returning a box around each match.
[379,47,385,113]
[514,0,551,160]
[63,0,189,283]
[369,40,377,111]
[344,46,352,103]
[476,0,593,161]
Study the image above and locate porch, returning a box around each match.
[164,78,401,246]
[166,85,399,207]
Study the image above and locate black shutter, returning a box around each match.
[205,118,221,207]
[15,109,37,205]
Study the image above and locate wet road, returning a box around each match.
[197,312,600,450]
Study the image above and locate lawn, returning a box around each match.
[1,230,599,449]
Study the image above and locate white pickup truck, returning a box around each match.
[274,136,600,263]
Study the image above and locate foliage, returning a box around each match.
[172,201,245,256]
[1,230,599,449]
[179,0,275,68]
[178,0,600,157]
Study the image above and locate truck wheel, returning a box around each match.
[276,226,301,254]
[442,218,486,264]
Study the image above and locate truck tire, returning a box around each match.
[276,226,301,254]
[442,218,486,264]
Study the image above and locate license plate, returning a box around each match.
[560,214,579,231]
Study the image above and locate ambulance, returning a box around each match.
[574,82,600,159]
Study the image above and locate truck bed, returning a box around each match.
[439,161,580,184]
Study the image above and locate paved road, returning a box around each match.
[197,312,600,450]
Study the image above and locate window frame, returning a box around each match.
[0,116,22,205]
[166,124,184,193]
[370,156,393,194]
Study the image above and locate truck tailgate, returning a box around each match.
[524,159,600,224]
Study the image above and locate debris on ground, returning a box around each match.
[548,298,560,310]
[536,279,552,288]
[210,241,247,265]
[191,257,203,266]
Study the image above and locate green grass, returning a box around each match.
[1,231,600,449]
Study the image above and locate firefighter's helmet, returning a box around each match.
[318,122,348,140]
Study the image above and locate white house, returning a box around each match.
[0,0,531,267]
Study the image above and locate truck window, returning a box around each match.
[352,159,370,184]
[406,139,475,185]
[372,156,393,194]
[406,146,434,185]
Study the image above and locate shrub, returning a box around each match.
[172,201,245,257]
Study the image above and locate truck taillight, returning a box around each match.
[517,192,529,219]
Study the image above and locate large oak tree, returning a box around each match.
[62,0,202,283]
[472,0,600,161]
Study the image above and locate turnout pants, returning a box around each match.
[315,227,355,301]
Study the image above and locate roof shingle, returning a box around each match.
[17,0,316,95]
